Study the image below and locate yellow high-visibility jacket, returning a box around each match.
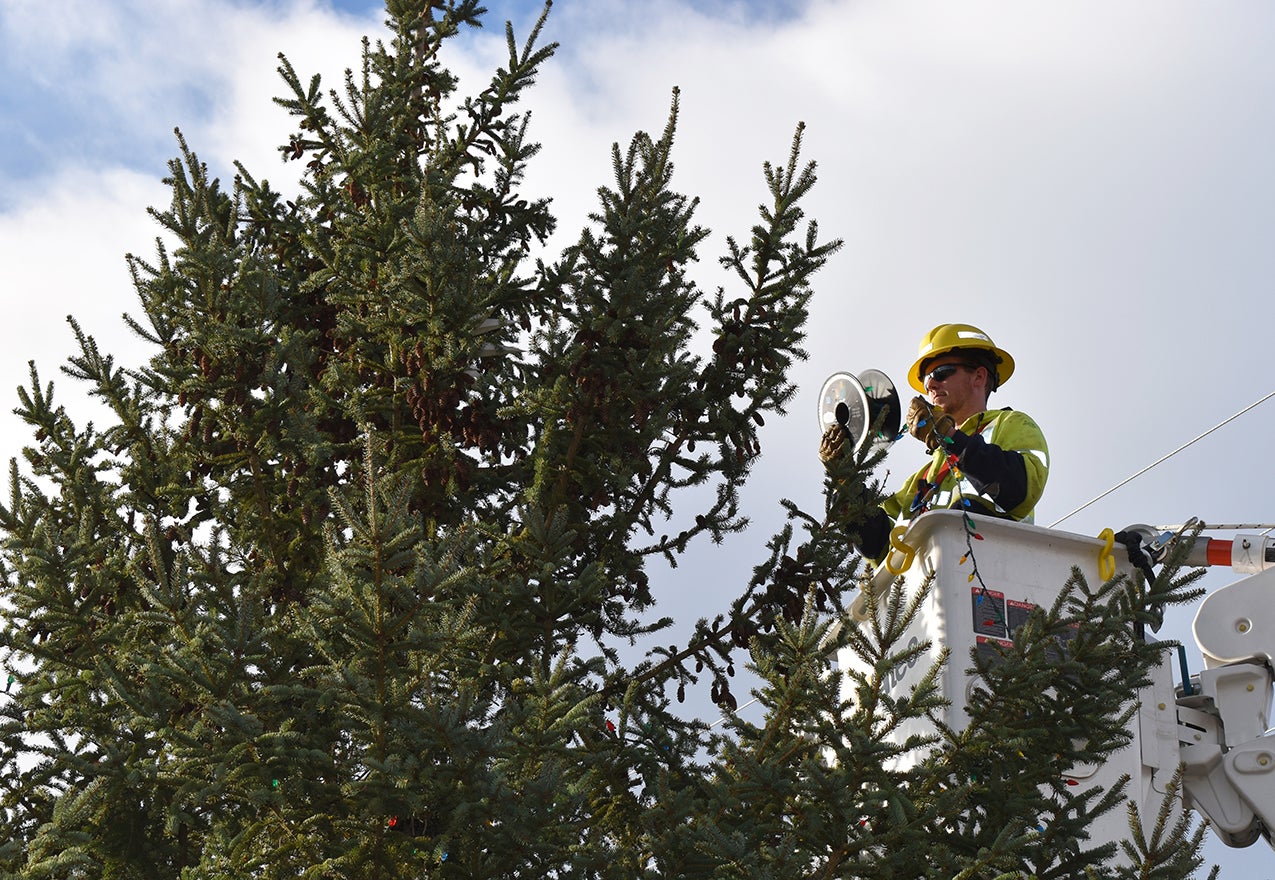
[883,408,1049,523]
[857,408,1049,560]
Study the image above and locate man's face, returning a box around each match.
[922,357,987,423]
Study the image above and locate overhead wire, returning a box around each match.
[709,697,757,726]
[1050,389,1275,528]
[1155,523,1275,532]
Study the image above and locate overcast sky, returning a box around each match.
[3,0,1274,871]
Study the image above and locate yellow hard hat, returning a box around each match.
[908,323,1015,393]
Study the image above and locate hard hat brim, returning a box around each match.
[908,343,1015,393]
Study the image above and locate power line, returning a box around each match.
[1050,389,1275,529]
[1155,523,1275,532]
[709,696,758,727]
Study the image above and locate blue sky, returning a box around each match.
[0,0,809,201]
[3,1,1275,872]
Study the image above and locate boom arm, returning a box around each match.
[1175,538,1275,847]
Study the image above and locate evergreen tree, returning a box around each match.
[0,2,1214,877]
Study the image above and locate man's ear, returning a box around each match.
[975,364,993,395]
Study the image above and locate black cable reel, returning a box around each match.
[817,369,902,456]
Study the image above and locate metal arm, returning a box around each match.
[1177,558,1275,847]
[1111,524,1275,847]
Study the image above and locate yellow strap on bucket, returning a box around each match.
[1097,528,1116,581]
[885,525,917,575]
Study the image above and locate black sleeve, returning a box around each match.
[853,506,893,561]
[941,430,1030,513]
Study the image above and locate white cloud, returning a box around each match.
[0,166,164,435]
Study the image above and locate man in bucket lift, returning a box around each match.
[821,323,1050,562]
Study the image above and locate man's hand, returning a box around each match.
[818,425,846,465]
[906,396,955,452]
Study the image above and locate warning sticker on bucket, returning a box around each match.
[976,635,1014,668]
[1006,599,1035,638]
[971,587,1006,638]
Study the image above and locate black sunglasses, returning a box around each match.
[923,363,972,385]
